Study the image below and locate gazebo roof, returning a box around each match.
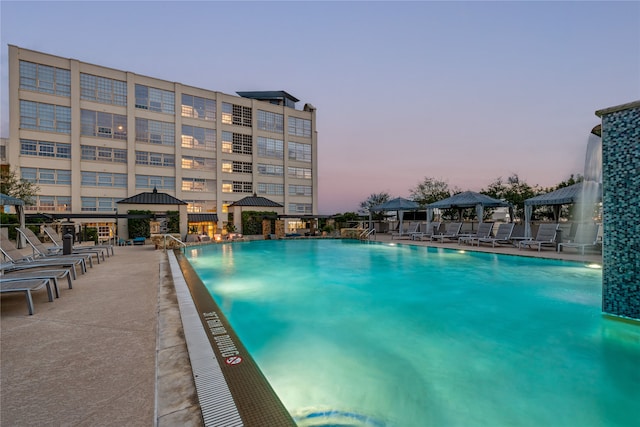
[524,182,602,206]
[228,195,283,208]
[428,191,511,209]
[117,188,187,205]
[371,197,419,212]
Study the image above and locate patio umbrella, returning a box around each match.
[370,197,420,233]
[1,193,26,248]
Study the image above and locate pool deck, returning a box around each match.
[0,236,602,426]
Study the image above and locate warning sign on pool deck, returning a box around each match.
[203,311,243,365]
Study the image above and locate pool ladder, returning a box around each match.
[360,228,376,241]
[163,234,187,253]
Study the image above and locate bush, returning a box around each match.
[128,210,151,238]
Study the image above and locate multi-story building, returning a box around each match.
[5,45,317,238]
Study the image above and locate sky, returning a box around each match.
[1,1,639,215]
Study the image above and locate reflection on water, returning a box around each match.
[187,240,639,427]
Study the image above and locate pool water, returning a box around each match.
[186,240,639,427]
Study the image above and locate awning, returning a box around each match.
[188,213,219,222]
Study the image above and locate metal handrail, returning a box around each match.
[360,228,376,240]
[163,234,186,252]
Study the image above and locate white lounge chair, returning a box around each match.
[557,223,601,255]
[458,222,494,245]
[392,222,420,240]
[431,222,463,243]
[17,227,97,266]
[472,223,515,247]
[1,236,86,279]
[411,222,441,241]
[519,223,559,252]
[44,226,113,257]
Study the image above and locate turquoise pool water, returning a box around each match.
[186,240,639,427]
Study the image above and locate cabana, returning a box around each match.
[0,193,26,248]
[369,197,419,234]
[427,191,513,233]
[523,181,602,237]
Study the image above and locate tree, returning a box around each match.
[409,177,454,207]
[0,167,39,204]
[482,174,539,222]
[359,192,391,220]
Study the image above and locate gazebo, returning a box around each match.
[369,197,420,233]
[0,193,26,248]
[523,181,602,237]
[427,191,513,231]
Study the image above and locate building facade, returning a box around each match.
[6,45,317,238]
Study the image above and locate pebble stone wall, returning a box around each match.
[597,101,640,320]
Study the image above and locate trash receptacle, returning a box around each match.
[63,233,73,255]
[61,223,75,243]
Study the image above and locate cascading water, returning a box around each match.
[573,132,603,243]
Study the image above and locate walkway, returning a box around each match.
[0,235,602,426]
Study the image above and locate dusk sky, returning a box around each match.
[2,1,638,214]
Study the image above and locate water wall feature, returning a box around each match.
[596,100,640,320]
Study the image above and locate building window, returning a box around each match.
[289,203,312,214]
[81,171,127,187]
[257,136,283,159]
[257,110,284,133]
[80,73,127,106]
[135,84,175,114]
[81,197,118,212]
[221,102,252,127]
[221,181,252,193]
[20,100,71,133]
[20,139,71,159]
[288,141,311,162]
[136,118,175,145]
[19,61,71,97]
[21,168,71,186]
[181,156,215,171]
[136,151,175,167]
[288,166,312,179]
[288,116,312,138]
[24,196,71,212]
[233,161,252,173]
[181,125,215,150]
[81,145,127,163]
[289,184,312,196]
[257,163,284,176]
[81,109,127,139]
[258,183,284,195]
[220,131,252,154]
[182,178,214,192]
[233,181,252,193]
[181,94,216,121]
[135,175,175,190]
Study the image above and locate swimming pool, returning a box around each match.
[185,239,639,427]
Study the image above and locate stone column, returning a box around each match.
[596,100,640,320]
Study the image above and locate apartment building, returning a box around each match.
[5,45,317,238]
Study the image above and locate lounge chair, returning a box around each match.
[1,236,86,278]
[518,223,559,252]
[458,222,494,245]
[557,223,601,255]
[44,226,114,257]
[0,277,55,315]
[411,222,441,241]
[431,222,463,243]
[2,268,73,296]
[392,222,420,240]
[472,223,515,247]
[17,227,97,266]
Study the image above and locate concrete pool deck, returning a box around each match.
[0,236,603,425]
